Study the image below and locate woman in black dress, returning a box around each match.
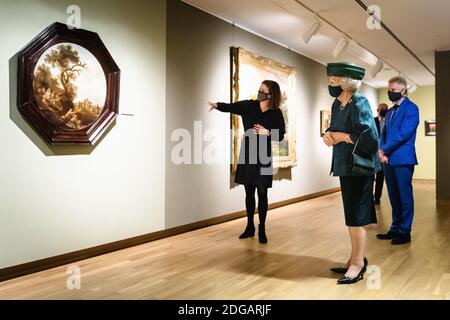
[208,80,286,244]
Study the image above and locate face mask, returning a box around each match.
[388,90,403,102]
[328,85,343,98]
[257,90,271,102]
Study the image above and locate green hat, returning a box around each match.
[326,62,365,80]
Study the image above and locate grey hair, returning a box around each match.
[388,76,408,91]
[339,77,361,93]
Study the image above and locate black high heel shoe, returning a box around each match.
[330,257,368,274]
[239,225,255,239]
[336,259,368,285]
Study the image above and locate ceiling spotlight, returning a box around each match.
[303,18,321,44]
[333,36,349,59]
[408,83,418,93]
[370,60,384,78]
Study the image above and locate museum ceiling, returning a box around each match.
[185,0,450,88]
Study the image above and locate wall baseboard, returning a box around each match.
[0,187,340,283]
[413,178,436,183]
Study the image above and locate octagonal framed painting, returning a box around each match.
[17,22,120,145]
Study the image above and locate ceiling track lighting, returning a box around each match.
[333,35,349,59]
[294,0,418,87]
[407,83,418,93]
[399,73,419,92]
[370,59,384,78]
[302,17,321,44]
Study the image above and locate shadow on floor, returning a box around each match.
[218,248,342,280]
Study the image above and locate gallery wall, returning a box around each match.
[0,0,166,269]
[165,0,379,228]
[0,0,381,270]
[378,86,436,180]
[435,50,450,200]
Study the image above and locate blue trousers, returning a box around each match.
[383,164,415,234]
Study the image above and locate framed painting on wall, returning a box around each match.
[17,22,120,145]
[230,47,297,176]
[425,120,436,136]
[320,110,332,137]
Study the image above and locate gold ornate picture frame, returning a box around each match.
[230,47,297,176]
[320,110,332,137]
[425,120,436,136]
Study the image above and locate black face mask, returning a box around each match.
[379,109,387,117]
[328,85,343,98]
[257,90,271,102]
[388,90,403,102]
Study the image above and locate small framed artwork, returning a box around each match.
[18,22,120,145]
[320,110,332,137]
[425,120,436,136]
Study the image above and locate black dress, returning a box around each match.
[216,100,286,188]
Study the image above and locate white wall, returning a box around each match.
[0,0,166,268]
[360,84,379,116]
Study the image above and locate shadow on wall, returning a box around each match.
[8,53,115,156]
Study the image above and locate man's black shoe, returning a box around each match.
[391,233,411,245]
[376,231,398,240]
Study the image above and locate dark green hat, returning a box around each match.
[326,62,365,80]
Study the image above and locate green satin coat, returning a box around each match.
[327,93,381,177]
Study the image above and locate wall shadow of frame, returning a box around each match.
[9,53,115,156]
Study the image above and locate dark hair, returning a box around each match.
[378,103,389,110]
[262,80,282,109]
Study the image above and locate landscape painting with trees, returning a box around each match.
[33,42,107,130]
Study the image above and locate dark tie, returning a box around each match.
[390,104,399,122]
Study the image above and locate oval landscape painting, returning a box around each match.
[33,42,107,130]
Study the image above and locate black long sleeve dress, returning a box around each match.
[216,100,286,188]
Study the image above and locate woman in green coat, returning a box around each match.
[323,62,380,285]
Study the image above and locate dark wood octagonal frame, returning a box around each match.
[17,22,120,146]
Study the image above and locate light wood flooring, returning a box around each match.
[0,180,448,299]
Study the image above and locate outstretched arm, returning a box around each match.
[208,100,250,116]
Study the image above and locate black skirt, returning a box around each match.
[339,176,377,226]
[235,162,273,188]
[216,100,286,188]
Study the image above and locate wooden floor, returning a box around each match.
[0,180,449,300]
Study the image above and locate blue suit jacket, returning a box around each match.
[380,97,419,166]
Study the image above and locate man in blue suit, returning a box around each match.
[377,76,420,245]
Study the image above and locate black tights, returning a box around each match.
[244,184,268,227]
